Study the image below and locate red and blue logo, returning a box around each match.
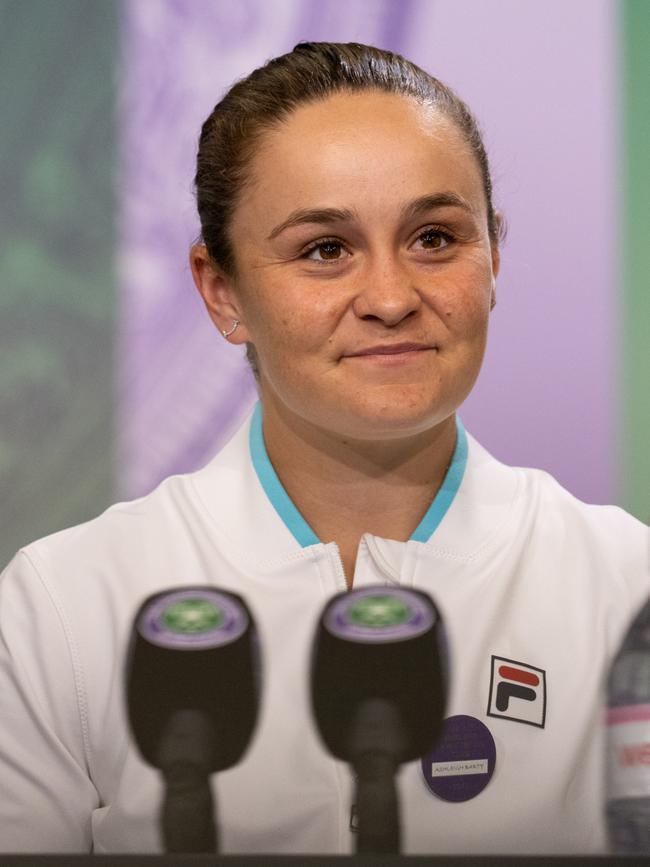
[487,655,546,728]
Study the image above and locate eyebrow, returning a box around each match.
[402,192,474,221]
[267,207,355,240]
[266,192,474,241]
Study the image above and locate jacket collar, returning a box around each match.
[191,403,519,567]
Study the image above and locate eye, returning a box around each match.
[413,227,453,251]
[302,239,349,262]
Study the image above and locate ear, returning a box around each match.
[488,285,496,311]
[189,244,250,343]
[489,210,505,311]
[489,236,500,312]
[489,258,498,311]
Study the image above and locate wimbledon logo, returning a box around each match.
[348,595,411,629]
[162,598,224,635]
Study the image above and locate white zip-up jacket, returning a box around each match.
[1,405,648,854]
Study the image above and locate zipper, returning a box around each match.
[364,535,401,584]
[325,542,349,592]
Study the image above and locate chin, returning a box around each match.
[333,399,455,441]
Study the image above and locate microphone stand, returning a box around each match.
[156,709,218,853]
[348,698,406,854]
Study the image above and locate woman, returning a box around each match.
[0,42,647,855]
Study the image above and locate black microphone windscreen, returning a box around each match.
[311,585,447,763]
[126,586,261,772]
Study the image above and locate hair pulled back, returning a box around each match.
[195,41,500,276]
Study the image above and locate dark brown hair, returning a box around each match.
[195,41,501,275]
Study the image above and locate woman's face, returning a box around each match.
[200,90,498,443]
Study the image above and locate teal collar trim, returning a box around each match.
[249,402,320,547]
[410,417,468,542]
[249,401,467,548]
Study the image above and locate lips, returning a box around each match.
[349,342,436,357]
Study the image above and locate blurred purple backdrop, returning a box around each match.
[118,0,618,506]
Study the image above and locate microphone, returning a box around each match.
[311,585,447,854]
[126,586,261,853]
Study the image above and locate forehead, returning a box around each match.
[241,90,485,217]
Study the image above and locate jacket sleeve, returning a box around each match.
[0,550,98,852]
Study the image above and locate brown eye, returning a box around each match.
[319,242,342,259]
[312,242,340,260]
[418,230,448,250]
[304,240,347,261]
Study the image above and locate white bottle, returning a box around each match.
[606,598,650,853]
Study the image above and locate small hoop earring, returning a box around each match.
[221,319,240,338]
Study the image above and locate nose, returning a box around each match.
[351,256,421,326]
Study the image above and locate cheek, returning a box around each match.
[277,292,343,348]
[444,293,489,330]
[430,258,493,331]
[246,292,341,374]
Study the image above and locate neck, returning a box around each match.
[260,399,458,584]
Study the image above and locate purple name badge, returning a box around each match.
[421,715,496,802]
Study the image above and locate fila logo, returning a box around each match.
[487,655,546,728]
[618,743,650,767]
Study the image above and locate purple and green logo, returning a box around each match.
[139,588,247,650]
[348,594,410,628]
[162,598,223,634]
[325,587,434,644]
